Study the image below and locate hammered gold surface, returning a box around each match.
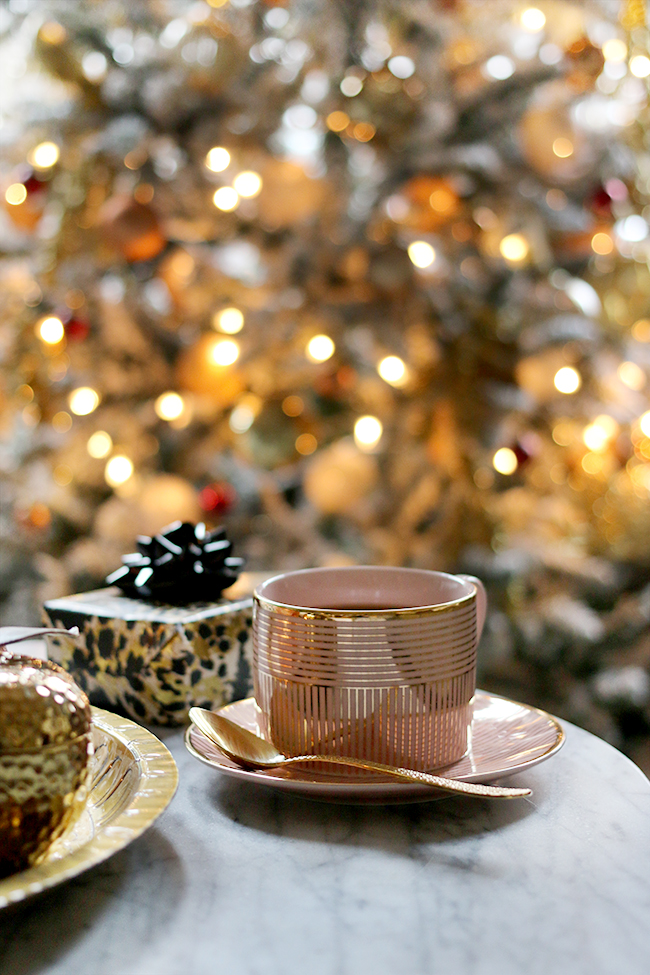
[0,653,93,878]
[0,708,178,909]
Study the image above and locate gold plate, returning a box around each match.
[0,707,178,909]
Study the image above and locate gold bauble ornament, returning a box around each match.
[303,438,380,516]
[0,628,92,879]
[175,333,245,406]
[98,194,166,263]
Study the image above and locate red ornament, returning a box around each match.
[22,172,48,196]
[64,316,90,342]
[589,186,612,219]
[199,482,236,515]
[511,433,540,469]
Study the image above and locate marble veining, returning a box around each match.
[1,717,649,975]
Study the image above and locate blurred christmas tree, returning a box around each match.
[2,0,650,766]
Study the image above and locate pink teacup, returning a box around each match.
[253,566,486,771]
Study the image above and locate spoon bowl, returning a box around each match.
[188,707,532,800]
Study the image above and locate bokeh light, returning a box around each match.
[354,415,383,450]
[306,334,335,362]
[69,386,100,415]
[554,367,581,394]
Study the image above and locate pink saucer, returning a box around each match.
[185,690,565,803]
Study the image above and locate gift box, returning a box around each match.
[42,585,253,726]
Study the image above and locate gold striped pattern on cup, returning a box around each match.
[253,568,484,772]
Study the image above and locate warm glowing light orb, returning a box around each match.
[37,315,64,344]
[630,55,650,79]
[205,146,231,172]
[618,361,645,390]
[407,241,436,268]
[326,111,350,132]
[354,415,383,449]
[155,392,185,421]
[105,455,134,486]
[211,338,240,366]
[214,307,244,334]
[378,355,407,385]
[591,232,614,255]
[520,8,546,31]
[87,431,113,458]
[69,387,100,415]
[583,416,617,451]
[492,447,518,475]
[499,233,529,262]
[602,39,627,62]
[554,366,581,394]
[5,183,27,206]
[640,411,650,438]
[306,334,335,362]
[213,186,239,211]
[233,171,262,198]
[295,433,318,455]
[552,138,574,158]
[28,141,60,169]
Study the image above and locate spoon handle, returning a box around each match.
[284,754,531,799]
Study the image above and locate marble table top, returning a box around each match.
[1,711,649,975]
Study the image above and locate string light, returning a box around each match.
[602,39,627,62]
[213,187,239,211]
[37,315,64,344]
[5,183,27,206]
[592,232,614,255]
[295,433,318,455]
[282,395,304,416]
[233,171,262,198]
[552,138,574,158]
[52,411,72,433]
[68,387,100,415]
[618,361,645,389]
[632,319,650,341]
[492,447,518,475]
[326,111,350,132]
[499,234,529,263]
[520,8,546,31]
[354,415,383,450]
[155,392,185,421]
[105,455,134,487]
[378,355,407,386]
[630,55,650,78]
[429,187,456,213]
[229,404,256,433]
[340,76,363,96]
[554,367,581,394]
[27,142,60,169]
[87,431,113,458]
[583,416,618,451]
[485,55,515,80]
[407,241,436,268]
[211,338,240,366]
[213,307,244,333]
[387,56,415,79]
[205,146,231,172]
[306,334,335,362]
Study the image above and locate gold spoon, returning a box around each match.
[188,707,532,800]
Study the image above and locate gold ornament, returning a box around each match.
[0,629,92,879]
[98,194,166,263]
[175,333,245,406]
[303,438,380,516]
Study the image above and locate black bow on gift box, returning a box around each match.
[106,521,244,604]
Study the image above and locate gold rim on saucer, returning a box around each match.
[0,707,178,910]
